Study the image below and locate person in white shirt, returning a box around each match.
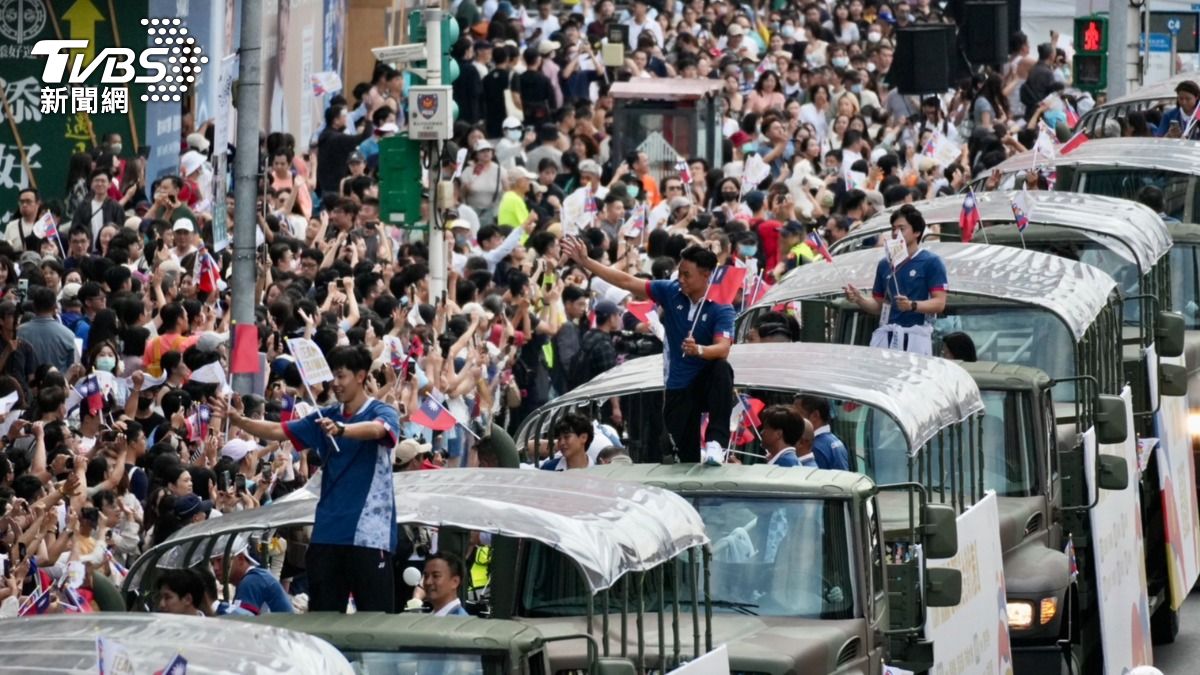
[423,552,470,616]
[624,0,663,50]
[525,0,561,46]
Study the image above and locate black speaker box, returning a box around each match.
[962,1,1009,65]
[890,25,957,94]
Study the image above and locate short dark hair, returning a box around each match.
[327,344,373,373]
[1177,80,1200,99]
[941,332,978,362]
[552,411,594,447]
[795,395,832,424]
[29,286,56,313]
[891,203,926,235]
[679,245,718,272]
[761,404,804,445]
[159,302,185,329]
[156,568,206,609]
[427,551,466,580]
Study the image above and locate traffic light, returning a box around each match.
[1073,16,1108,91]
[405,11,460,87]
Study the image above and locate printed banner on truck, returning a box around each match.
[1087,386,1153,674]
[925,491,1012,675]
[1153,382,1200,610]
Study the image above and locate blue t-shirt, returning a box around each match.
[645,279,736,389]
[870,249,948,328]
[813,431,850,471]
[235,566,293,614]
[283,398,401,552]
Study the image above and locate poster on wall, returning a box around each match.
[262,0,346,148]
[924,492,1012,675]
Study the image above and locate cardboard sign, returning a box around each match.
[286,338,334,385]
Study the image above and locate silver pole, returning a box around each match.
[1107,0,1129,99]
[230,0,262,395]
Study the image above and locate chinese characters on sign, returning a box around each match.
[38,86,130,114]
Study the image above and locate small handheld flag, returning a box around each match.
[279,394,296,423]
[675,160,692,185]
[412,393,457,432]
[959,190,981,243]
[806,231,834,263]
[1010,188,1033,233]
[705,266,748,306]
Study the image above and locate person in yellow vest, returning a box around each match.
[772,221,815,279]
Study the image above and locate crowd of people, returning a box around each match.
[0,0,1164,618]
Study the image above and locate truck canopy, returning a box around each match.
[127,469,709,594]
[752,242,1118,341]
[525,342,983,455]
[844,191,1170,272]
[992,137,1200,177]
[0,614,353,674]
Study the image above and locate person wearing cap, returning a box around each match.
[395,438,434,471]
[1155,80,1200,137]
[210,537,294,614]
[562,238,734,464]
[497,167,542,231]
[648,176,686,230]
[70,168,124,243]
[215,344,401,613]
[843,204,947,356]
[174,493,214,524]
[537,39,564,108]
[169,217,198,263]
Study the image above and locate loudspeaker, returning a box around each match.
[890,25,957,94]
[962,1,1009,65]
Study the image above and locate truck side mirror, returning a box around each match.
[1097,454,1129,491]
[1157,311,1186,358]
[925,568,963,607]
[1160,362,1188,398]
[921,503,958,559]
[594,658,638,675]
[1095,394,1128,445]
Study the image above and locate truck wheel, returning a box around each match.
[1151,604,1179,645]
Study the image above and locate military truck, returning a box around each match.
[516,342,974,674]
[125,469,714,674]
[741,242,1166,673]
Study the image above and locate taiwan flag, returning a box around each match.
[706,266,748,305]
[675,160,693,185]
[77,375,103,416]
[279,394,296,423]
[411,394,457,432]
[806,231,834,263]
[959,190,981,243]
[194,244,221,294]
[1059,130,1089,155]
[196,405,211,440]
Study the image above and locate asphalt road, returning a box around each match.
[1151,590,1200,672]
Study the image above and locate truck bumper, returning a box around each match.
[1013,644,1063,674]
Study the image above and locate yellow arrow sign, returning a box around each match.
[62,0,105,65]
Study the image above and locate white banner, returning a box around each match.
[1153,375,1200,610]
[1088,386,1153,674]
[668,645,730,675]
[286,337,334,385]
[925,492,1012,675]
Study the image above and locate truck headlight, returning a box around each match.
[1189,411,1200,438]
[1007,601,1034,629]
[1039,597,1058,625]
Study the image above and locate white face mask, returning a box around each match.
[866,62,877,72]
[832,56,849,68]
[505,129,522,141]
[867,31,882,43]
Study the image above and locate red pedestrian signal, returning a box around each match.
[1083,21,1101,51]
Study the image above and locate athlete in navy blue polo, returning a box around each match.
[562,237,735,463]
[843,204,947,355]
[214,344,401,612]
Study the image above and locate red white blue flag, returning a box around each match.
[412,393,456,432]
[806,231,834,263]
[705,265,747,305]
[959,190,981,243]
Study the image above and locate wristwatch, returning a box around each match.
[908,299,919,312]
[697,344,705,358]
[333,421,346,437]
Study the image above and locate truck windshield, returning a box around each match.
[1023,239,1140,324]
[342,651,499,675]
[518,498,856,620]
[1078,168,1190,221]
[933,307,1077,399]
[933,390,1037,497]
[1170,243,1200,329]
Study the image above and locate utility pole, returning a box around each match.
[231,0,262,395]
[1107,0,1132,99]
[423,3,447,302]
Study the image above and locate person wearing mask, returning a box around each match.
[842,205,947,355]
[422,552,469,615]
[793,395,850,470]
[563,240,733,464]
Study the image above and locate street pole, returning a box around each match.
[424,3,447,302]
[1108,0,1129,100]
[231,0,263,395]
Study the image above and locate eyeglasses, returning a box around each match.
[665,184,684,192]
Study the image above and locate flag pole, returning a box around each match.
[689,273,716,335]
[284,338,342,453]
[430,393,480,441]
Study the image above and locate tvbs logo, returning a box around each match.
[31,18,206,104]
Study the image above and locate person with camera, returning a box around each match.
[562,238,734,464]
[567,300,624,425]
